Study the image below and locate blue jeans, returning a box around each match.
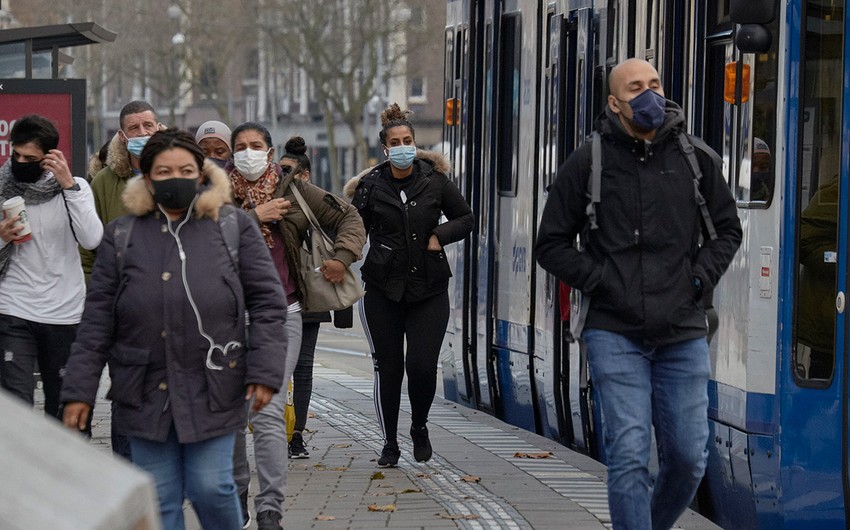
[130,426,241,530]
[583,329,710,530]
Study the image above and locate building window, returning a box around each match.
[409,77,426,103]
[409,6,426,26]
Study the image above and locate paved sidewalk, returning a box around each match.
[74,347,717,530]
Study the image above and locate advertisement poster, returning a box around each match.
[0,79,86,177]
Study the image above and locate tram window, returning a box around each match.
[736,17,779,206]
[702,42,729,164]
[793,0,844,385]
[708,0,734,33]
[496,13,521,196]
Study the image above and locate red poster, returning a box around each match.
[0,93,74,170]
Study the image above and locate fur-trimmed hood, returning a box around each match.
[343,148,451,199]
[122,159,232,220]
[104,132,134,180]
[87,153,106,181]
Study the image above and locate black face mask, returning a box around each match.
[11,158,44,183]
[150,178,200,211]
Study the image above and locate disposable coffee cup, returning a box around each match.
[2,196,33,244]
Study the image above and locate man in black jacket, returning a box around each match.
[536,59,742,530]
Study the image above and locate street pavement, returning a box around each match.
[66,306,718,529]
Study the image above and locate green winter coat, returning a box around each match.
[80,133,135,281]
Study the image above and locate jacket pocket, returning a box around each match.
[424,249,452,284]
[222,273,245,327]
[361,243,396,283]
[106,344,150,409]
[204,342,247,412]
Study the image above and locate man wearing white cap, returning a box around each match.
[196,120,232,168]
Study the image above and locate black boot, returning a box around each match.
[377,440,401,467]
[410,425,432,462]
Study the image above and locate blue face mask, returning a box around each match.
[388,145,416,169]
[624,89,666,132]
[126,135,151,158]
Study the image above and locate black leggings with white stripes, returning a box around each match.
[361,287,449,443]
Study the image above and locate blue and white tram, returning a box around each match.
[441,0,850,527]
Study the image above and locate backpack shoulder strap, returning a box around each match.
[113,215,135,275]
[61,192,80,244]
[677,132,718,241]
[586,132,602,231]
[217,205,241,272]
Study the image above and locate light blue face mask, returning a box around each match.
[126,135,151,158]
[388,145,416,169]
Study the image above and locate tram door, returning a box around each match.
[781,1,848,526]
[443,1,474,406]
[532,5,593,448]
[533,8,570,444]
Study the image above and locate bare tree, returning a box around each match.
[254,0,431,177]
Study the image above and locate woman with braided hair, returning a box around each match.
[345,104,473,467]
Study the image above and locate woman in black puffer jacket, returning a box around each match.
[346,104,473,467]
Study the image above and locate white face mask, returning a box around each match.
[234,148,270,181]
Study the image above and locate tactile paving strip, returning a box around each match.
[313,366,612,528]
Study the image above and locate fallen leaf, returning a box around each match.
[513,451,553,459]
[397,488,421,494]
[370,472,385,480]
[440,513,481,520]
[367,504,396,512]
[334,443,352,448]
[416,473,432,478]
[460,476,481,483]
[307,412,316,418]
[315,514,336,521]
[314,464,348,471]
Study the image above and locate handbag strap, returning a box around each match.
[287,183,335,249]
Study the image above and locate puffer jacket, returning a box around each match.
[536,101,742,345]
[345,150,473,303]
[62,161,289,444]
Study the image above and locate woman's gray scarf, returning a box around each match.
[0,160,62,280]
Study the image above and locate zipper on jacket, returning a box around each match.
[162,395,170,413]
[634,229,640,245]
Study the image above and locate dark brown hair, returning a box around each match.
[10,115,59,153]
[279,136,311,172]
[378,103,415,146]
